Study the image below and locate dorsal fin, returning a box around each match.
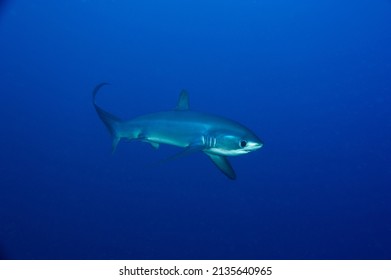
[175,90,189,110]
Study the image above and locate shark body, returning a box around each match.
[93,83,263,179]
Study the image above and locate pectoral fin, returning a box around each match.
[205,153,236,180]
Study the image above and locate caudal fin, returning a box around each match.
[92,83,122,153]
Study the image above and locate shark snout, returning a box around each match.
[245,141,263,151]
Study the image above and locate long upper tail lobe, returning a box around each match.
[92,83,123,152]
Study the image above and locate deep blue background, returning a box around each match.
[0,0,390,259]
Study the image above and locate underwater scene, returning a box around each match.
[0,0,390,259]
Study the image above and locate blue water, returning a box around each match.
[0,0,390,260]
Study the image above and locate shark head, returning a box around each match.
[206,128,263,157]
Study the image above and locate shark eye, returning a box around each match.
[240,140,247,148]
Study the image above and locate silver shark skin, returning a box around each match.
[93,83,263,179]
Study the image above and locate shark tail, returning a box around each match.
[92,83,123,153]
